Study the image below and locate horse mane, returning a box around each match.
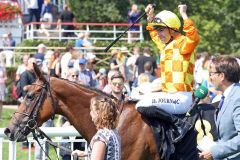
[52,77,137,105]
[55,77,116,98]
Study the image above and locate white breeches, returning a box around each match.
[136,92,193,114]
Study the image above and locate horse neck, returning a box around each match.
[50,78,97,142]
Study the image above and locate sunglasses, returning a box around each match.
[112,82,124,87]
[71,75,79,78]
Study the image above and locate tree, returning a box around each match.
[67,0,240,54]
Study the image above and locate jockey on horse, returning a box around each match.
[136,4,200,143]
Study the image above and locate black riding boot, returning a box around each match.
[137,106,192,143]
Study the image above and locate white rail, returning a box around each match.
[24,22,144,42]
[0,127,87,160]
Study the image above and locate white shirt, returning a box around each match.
[60,52,72,78]
[25,0,38,9]
[223,83,235,98]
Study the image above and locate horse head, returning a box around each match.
[5,63,57,142]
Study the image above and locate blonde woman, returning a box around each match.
[72,96,121,160]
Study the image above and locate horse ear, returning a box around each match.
[33,63,47,82]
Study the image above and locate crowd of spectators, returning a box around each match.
[1,1,240,159]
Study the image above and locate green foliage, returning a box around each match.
[67,0,240,54]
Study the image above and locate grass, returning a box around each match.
[0,108,64,160]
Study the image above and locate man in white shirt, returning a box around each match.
[60,45,74,78]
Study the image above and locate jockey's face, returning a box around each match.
[156,27,172,44]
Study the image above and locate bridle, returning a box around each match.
[14,81,57,136]
[12,80,72,160]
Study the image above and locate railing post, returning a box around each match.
[127,31,131,43]
[140,25,143,42]
[9,141,16,160]
[0,137,3,160]
[59,23,62,41]
[30,23,34,40]
[113,25,116,40]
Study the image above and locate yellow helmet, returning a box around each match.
[150,10,181,30]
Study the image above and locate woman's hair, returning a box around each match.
[90,96,119,130]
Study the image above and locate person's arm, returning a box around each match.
[209,103,240,159]
[40,4,46,19]
[55,61,60,77]
[56,13,63,29]
[90,140,106,160]
[132,64,137,80]
[145,4,165,50]
[19,72,29,97]
[110,61,122,70]
[178,5,200,54]
[71,150,88,157]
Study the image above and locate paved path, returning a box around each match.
[3,105,18,110]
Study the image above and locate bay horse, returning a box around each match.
[4,64,216,160]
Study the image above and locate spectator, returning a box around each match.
[40,0,53,25]
[1,33,16,66]
[133,47,156,80]
[127,4,140,42]
[117,47,130,83]
[109,49,121,71]
[82,32,94,56]
[0,64,7,120]
[75,32,84,53]
[199,56,240,160]
[110,72,128,101]
[78,58,93,86]
[16,54,29,81]
[98,74,107,90]
[86,60,99,88]
[39,0,54,37]
[24,0,41,29]
[103,70,119,94]
[133,61,156,88]
[66,68,79,83]
[61,45,74,78]
[5,33,16,50]
[194,52,204,87]
[19,57,37,98]
[72,96,120,160]
[127,46,141,87]
[49,49,61,77]
[58,5,76,38]
[34,43,46,61]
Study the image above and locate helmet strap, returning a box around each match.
[166,27,174,45]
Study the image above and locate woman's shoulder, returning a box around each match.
[95,128,119,142]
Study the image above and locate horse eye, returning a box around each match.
[26,92,35,100]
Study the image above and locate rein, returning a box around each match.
[14,80,76,160]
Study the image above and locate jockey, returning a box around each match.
[136,4,200,143]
